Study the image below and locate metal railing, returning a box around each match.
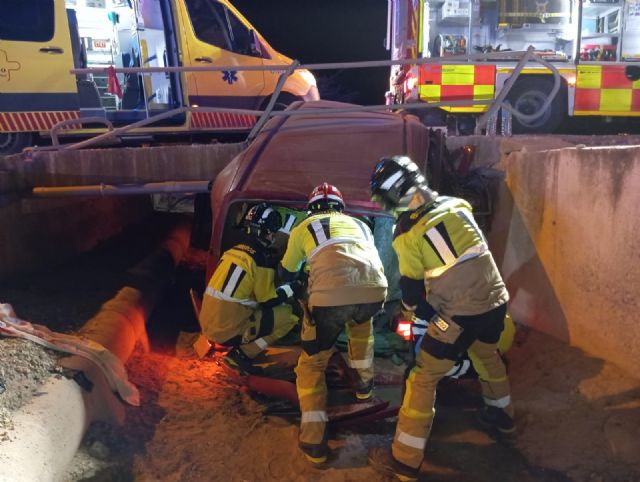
[36,46,562,152]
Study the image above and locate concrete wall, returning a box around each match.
[0,143,246,280]
[1,143,246,188]
[488,144,640,376]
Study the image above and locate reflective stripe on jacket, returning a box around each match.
[281,212,387,307]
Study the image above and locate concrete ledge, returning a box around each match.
[0,143,246,189]
[489,144,640,377]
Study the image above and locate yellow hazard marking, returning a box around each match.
[442,65,475,85]
[577,65,603,89]
[473,84,495,99]
[600,89,632,112]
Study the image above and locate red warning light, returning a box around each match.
[396,321,412,341]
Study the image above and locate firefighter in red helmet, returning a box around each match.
[279,182,388,465]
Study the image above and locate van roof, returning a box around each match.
[212,100,430,212]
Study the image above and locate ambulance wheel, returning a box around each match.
[507,77,566,134]
[0,132,34,156]
[260,92,301,112]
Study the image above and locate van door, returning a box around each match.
[178,0,265,126]
[0,0,77,116]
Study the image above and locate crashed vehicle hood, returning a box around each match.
[208,100,431,273]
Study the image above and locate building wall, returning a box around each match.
[489,145,640,376]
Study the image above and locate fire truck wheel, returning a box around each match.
[507,77,566,134]
[0,132,34,156]
[260,92,301,112]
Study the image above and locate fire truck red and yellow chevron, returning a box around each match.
[418,64,496,113]
[415,63,640,116]
[574,65,640,116]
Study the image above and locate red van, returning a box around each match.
[206,100,431,281]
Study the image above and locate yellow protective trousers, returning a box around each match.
[295,302,379,451]
[241,303,298,359]
[393,325,512,469]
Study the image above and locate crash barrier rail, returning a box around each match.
[38,46,560,153]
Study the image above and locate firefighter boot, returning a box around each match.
[222,348,263,375]
[368,447,419,481]
[476,406,516,435]
[355,379,374,402]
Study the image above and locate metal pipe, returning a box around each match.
[69,50,548,76]
[31,181,211,197]
[0,221,190,482]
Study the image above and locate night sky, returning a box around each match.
[232,0,390,105]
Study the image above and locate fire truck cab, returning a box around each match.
[0,0,319,154]
[387,0,640,133]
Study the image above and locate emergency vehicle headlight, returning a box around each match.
[404,73,418,94]
[396,320,412,341]
[298,69,317,87]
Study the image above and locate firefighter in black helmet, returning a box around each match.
[199,202,300,373]
[368,156,513,481]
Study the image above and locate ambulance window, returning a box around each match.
[224,10,255,56]
[185,0,232,50]
[0,0,54,42]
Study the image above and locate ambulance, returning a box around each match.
[387,0,640,133]
[0,0,319,154]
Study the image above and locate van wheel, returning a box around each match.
[0,132,34,156]
[260,92,301,112]
[507,77,566,134]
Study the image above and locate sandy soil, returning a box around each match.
[1,221,638,482]
[62,325,639,482]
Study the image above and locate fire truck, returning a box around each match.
[0,0,319,155]
[386,0,640,133]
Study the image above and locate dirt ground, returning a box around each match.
[1,221,639,482]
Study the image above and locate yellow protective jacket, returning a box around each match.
[393,196,508,318]
[199,239,279,343]
[281,211,387,307]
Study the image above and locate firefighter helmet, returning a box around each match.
[370,155,430,212]
[308,182,345,213]
[244,202,282,241]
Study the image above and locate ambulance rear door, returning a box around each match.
[0,0,77,119]
[177,0,265,129]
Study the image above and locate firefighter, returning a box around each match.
[367,156,513,481]
[199,202,300,374]
[279,182,388,465]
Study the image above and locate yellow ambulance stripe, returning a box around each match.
[600,89,632,112]
[442,65,475,85]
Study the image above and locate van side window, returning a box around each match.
[0,0,55,42]
[184,0,232,50]
[225,10,256,57]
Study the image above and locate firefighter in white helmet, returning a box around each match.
[199,202,300,373]
[368,156,513,481]
[279,182,388,465]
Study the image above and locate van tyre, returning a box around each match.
[260,92,301,112]
[507,77,566,134]
[0,132,34,156]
